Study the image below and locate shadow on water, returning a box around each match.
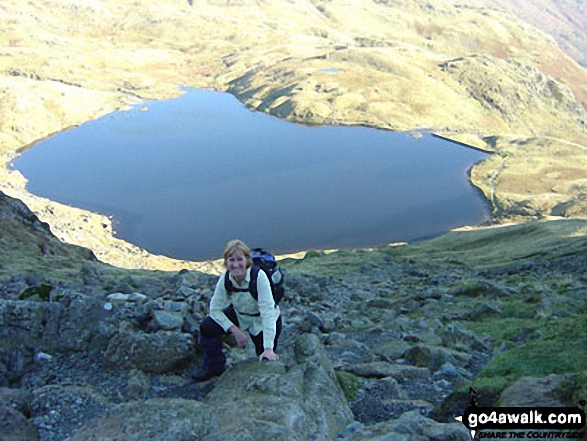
[12,89,491,261]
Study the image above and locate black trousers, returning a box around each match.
[199,306,282,371]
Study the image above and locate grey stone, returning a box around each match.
[373,340,413,362]
[404,345,471,371]
[151,309,184,331]
[499,374,575,407]
[103,330,195,373]
[342,410,470,440]
[125,369,150,398]
[0,404,39,441]
[70,399,217,441]
[345,362,430,380]
[204,334,354,441]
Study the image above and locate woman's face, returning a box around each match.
[226,250,247,281]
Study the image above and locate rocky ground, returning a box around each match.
[1,191,586,440]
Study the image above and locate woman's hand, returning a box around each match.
[259,349,279,362]
[229,325,248,349]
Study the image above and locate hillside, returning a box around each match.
[0,0,586,269]
[482,0,587,68]
[1,190,586,440]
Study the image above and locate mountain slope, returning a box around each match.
[484,0,587,68]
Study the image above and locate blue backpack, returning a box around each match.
[224,248,285,305]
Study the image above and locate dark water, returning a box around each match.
[12,89,490,261]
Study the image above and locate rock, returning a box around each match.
[75,334,354,441]
[125,369,150,399]
[175,284,198,299]
[70,398,216,441]
[345,362,430,381]
[30,384,110,441]
[373,340,413,362]
[0,387,33,416]
[458,302,502,320]
[341,409,470,440]
[0,404,39,441]
[404,345,472,371]
[325,335,377,369]
[499,374,575,407]
[434,362,464,381]
[204,333,354,440]
[103,330,195,374]
[151,309,184,331]
[441,322,492,352]
[304,310,328,332]
[106,292,130,304]
[0,293,117,379]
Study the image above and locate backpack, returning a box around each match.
[224,248,285,305]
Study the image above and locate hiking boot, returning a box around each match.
[191,366,224,383]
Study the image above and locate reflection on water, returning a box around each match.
[12,89,490,261]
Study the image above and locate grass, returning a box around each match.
[280,248,390,278]
[280,218,587,277]
[476,316,587,378]
[382,218,587,270]
[0,217,96,281]
[464,314,587,405]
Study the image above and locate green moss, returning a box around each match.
[335,371,366,401]
[471,376,511,395]
[461,377,510,407]
[281,248,390,277]
[383,219,587,270]
[18,282,53,301]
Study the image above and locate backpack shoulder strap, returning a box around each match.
[223,271,234,294]
[248,265,260,301]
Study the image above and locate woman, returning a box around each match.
[192,239,282,382]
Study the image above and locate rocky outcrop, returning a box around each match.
[199,334,354,440]
[0,291,115,377]
[440,54,587,143]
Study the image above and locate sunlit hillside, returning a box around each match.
[1,0,586,269]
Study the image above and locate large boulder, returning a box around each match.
[202,333,354,440]
[103,330,195,374]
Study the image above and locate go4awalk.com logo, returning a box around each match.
[455,388,586,440]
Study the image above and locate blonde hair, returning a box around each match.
[223,239,253,268]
